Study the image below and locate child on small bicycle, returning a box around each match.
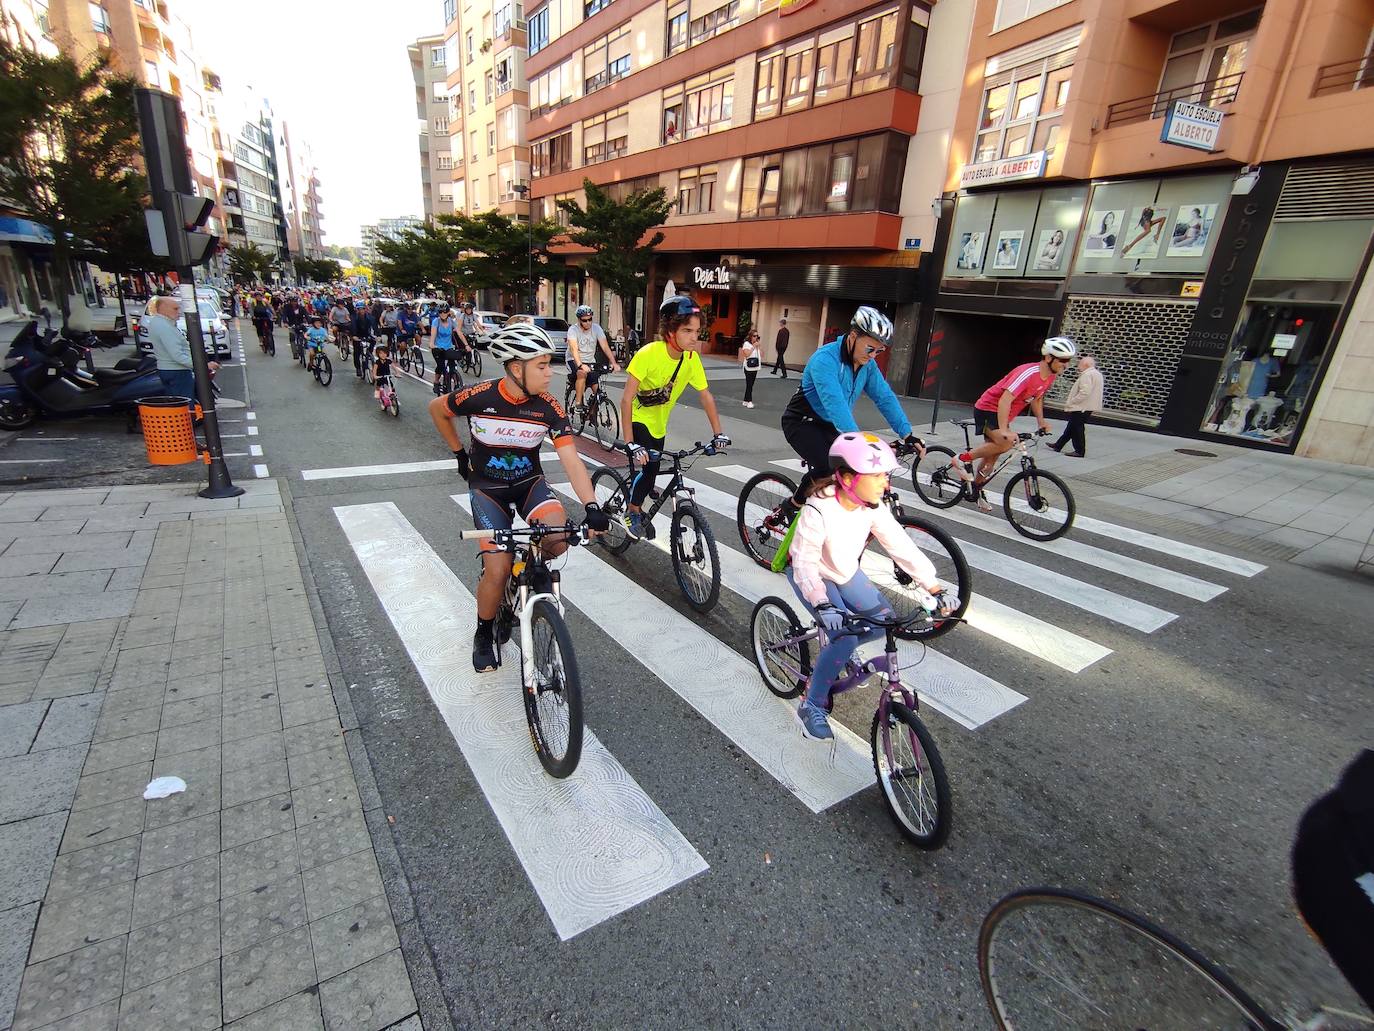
[373,345,393,406]
[305,317,329,370]
[787,433,953,741]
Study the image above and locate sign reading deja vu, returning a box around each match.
[692,263,734,290]
[1161,100,1223,152]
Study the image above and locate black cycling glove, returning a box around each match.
[454,450,470,482]
[583,502,610,532]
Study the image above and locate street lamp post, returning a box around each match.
[512,182,534,314]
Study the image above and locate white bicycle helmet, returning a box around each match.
[1042,336,1078,359]
[488,322,556,364]
[851,306,894,345]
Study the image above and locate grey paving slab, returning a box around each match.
[142,774,220,831]
[80,732,157,777]
[221,731,285,773]
[115,957,220,1031]
[131,854,221,931]
[0,812,64,908]
[301,850,384,924]
[221,793,297,851]
[29,675,100,701]
[150,743,220,781]
[30,695,103,752]
[220,872,309,954]
[282,718,343,758]
[10,936,125,1031]
[1,520,88,539]
[0,700,46,757]
[91,703,162,743]
[153,716,220,757]
[0,553,58,575]
[308,895,400,983]
[10,592,137,630]
[0,745,85,823]
[136,812,219,877]
[28,880,134,963]
[286,743,351,790]
[224,989,324,1031]
[0,488,110,506]
[71,761,152,812]
[296,813,371,873]
[122,902,220,992]
[1259,524,1329,550]
[58,797,145,855]
[292,777,361,828]
[221,828,300,898]
[221,925,317,1024]
[50,548,151,573]
[0,570,112,602]
[1292,537,1367,571]
[46,837,140,901]
[32,998,119,1030]
[222,758,289,808]
[159,694,220,729]
[98,687,164,719]
[162,674,222,702]
[0,902,39,1031]
[318,949,416,1031]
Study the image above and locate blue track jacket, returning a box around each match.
[799,338,912,436]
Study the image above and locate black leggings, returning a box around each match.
[781,392,838,504]
[628,422,666,508]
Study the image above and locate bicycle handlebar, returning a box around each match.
[611,440,726,460]
[459,522,591,545]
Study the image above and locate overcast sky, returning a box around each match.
[179,0,438,246]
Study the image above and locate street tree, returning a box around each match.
[0,36,145,329]
[294,255,340,284]
[439,211,565,311]
[374,223,458,295]
[225,242,274,284]
[557,179,672,328]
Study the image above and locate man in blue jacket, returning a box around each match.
[779,306,922,515]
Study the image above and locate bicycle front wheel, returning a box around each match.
[1004,468,1075,542]
[524,599,583,779]
[865,514,971,641]
[468,350,481,378]
[591,467,631,555]
[671,503,721,612]
[736,471,798,570]
[316,354,332,386]
[389,394,401,418]
[411,347,425,378]
[564,383,587,437]
[338,340,350,362]
[749,596,811,699]
[871,700,951,850]
[911,445,965,509]
[978,888,1280,1031]
[589,393,619,449]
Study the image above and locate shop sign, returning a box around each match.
[692,262,733,291]
[958,151,1046,189]
[1180,281,1204,297]
[1161,101,1223,152]
[903,238,922,250]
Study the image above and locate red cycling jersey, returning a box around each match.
[974,362,1057,420]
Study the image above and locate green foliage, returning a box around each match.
[0,36,146,327]
[293,255,341,283]
[557,179,672,320]
[226,243,274,284]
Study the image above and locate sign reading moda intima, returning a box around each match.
[692,263,734,291]
[1161,100,1223,152]
[958,151,1046,189]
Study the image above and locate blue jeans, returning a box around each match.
[786,566,892,708]
[157,369,196,407]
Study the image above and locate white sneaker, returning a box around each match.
[743,401,754,408]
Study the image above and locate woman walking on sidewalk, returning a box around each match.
[740,329,761,408]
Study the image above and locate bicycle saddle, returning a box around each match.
[954,418,977,429]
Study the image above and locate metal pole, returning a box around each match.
[166,192,243,500]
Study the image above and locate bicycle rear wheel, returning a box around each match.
[389,393,401,418]
[749,596,811,699]
[524,599,583,778]
[911,444,965,509]
[589,392,619,449]
[591,467,631,555]
[871,700,950,850]
[1004,468,1075,541]
[671,503,720,612]
[564,383,587,437]
[865,514,971,641]
[316,354,332,386]
[338,339,350,362]
[736,471,798,570]
[978,888,1280,1031]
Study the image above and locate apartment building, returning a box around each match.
[412,33,457,219]
[361,217,425,269]
[921,0,1374,465]
[279,125,327,263]
[206,82,292,273]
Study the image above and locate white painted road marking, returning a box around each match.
[253,464,269,478]
[250,445,263,457]
[454,494,875,810]
[246,426,259,436]
[302,459,456,481]
[337,501,708,941]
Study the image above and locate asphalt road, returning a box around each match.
[219,321,1374,1026]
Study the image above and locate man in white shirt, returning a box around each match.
[1049,355,1104,458]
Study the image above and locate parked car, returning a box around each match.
[134,289,232,361]
[530,317,570,362]
[470,310,507,350]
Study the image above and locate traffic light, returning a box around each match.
[177,193,217,267]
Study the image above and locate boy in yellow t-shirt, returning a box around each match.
[619,296,730,540]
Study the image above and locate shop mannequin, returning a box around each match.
[1220,398,1254,435]
[1252,391,1284,430]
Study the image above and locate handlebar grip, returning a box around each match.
[459,528,495,541]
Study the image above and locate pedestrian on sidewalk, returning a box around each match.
[146,296,195,403]
[1049,354,1103,457]
[740,328,762,408]
[771,318,790,377]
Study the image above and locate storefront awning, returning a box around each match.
[0,217,55,246]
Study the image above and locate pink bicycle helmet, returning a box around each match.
[829,432,900,475]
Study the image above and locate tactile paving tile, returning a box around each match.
[11,935,125,1030]
[220,873,309,954]
[318,949,416,1031]
[122,902,220,991]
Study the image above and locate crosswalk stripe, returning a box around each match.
[303,459,456,480]
[335,501,707,941]
[549,483,1029,729]
[452,494,875,812]
[707,465,1113,672]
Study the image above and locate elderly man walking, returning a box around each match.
[145,296,216,411]
[1049,354,1103,458]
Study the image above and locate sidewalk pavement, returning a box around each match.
[0,480,436,1031]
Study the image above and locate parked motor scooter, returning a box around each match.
[0,321,166,431]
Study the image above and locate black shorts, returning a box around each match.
[576,362,608,388]
[781,390,839,476]
[469,478,563,555]
[973,408,999,440]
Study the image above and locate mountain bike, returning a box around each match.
[255,320,275,356]
[335,330,351,363]
[589,440,724,613]
[563,374,620,449]
[288,324,306,362]
[913,421,1076,541]
[396,336,425,378]
[749,599,953,849]
[458,521,591,778]
[735,441,972,641]
[457,344,482,380]
[307,348,332,387]
[433,350,463,395]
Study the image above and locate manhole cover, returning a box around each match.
[1175,448,1218,458]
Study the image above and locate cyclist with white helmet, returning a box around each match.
[779,305,923,520]
[787,432,952,741]
[955,336,1077,512]
[429,323,610,672]
[568,304,620,413]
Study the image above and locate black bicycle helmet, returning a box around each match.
[660,296,703,322]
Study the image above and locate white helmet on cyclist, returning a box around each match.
[488,322,556,365]
[1042,336,1078,359]
[829,432,900,475]
[851,306,894,345]
[575,304,594,319]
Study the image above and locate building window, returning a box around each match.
[438,154,453,169]
[433,82,448,102]
[487,125,495,153]
[690,1,739,45]
[431,45,447,66]
[584,24,631,94]
[974,44,1075,163]
[667,3,688,55]
[663,66,733,142]
[529,7,550,54]
[444,0,457,23]
[582,107,629,164]
[466,31,474,60]
[853,8,900,94]
[145,61,160,87]
[469,131,478,159]
[993,0,1072,33]
[755,48,784,119]
[532,131,573,177]
[434,115,449,135]
[740,132,906,218]
[530,59,574,116]
[1157,9,1260,108]
[468,84,476,113]
[485,71,493,103]
[586,0,614,14]
[89,3,111,33]
[675,165,717,215]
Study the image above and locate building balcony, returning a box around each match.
[1104,71,1245,128]
[1313,57,1374,97]
[495,86,527,116]
[493,25,527,57]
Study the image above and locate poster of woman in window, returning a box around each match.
[1032,229,1066,270]
[1167,203,1217,256]
[956,231,986,271]
[1082,210,1123,258]
[1121,206,1170,257]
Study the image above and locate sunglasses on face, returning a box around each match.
[864,344,887,356]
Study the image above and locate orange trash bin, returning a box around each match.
[138,396,205,465]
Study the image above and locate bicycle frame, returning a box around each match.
[769,622,919,726]
[505,548,564,689]
[615,446,702,524]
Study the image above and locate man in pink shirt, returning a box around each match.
[953,336,1078,510]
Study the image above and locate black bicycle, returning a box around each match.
[307,348,332,387]
[914,421,1076,541]
[434,350,463,395]
[458,522,590,778]
[735,441,972,641]
[255,319,275,356]
[591,440,725,612]
[457,344,482,380]
[396,336,425,378]
[563,373,620,449]
[288,323,306,362]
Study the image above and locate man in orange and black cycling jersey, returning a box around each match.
[428,322,609,672]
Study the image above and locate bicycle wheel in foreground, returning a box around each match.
[748,596,811,699]
[1004,468,1075,542]
[864,514,971,641]
[870,702,950,849]
[911,444,965,509]
[590,468,631,555]
[978,888,1280,1031]
[670,503,721,612]
[316,355,332,386]
[410,347,425,378]
[524,599,583,779]
[736,471,798,569]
